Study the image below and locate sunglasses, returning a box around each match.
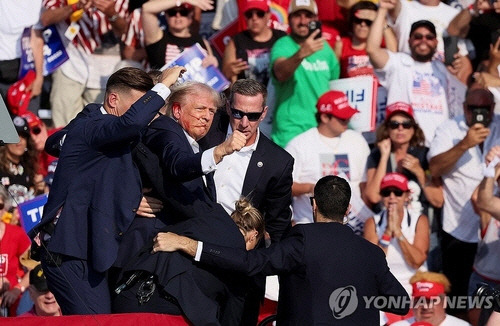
[230,108,263,121]
[166,8,191,17]
[380,189,404,197]
[353,17,373,26]
[244,9,266,19]
[31,126,42,135]
[411,33,436,41]
[388,120,414,130]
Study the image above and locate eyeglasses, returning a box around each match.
[31,126,41,135]
[380,189,404,197]
[388,120,414,130]
[411,33,436,41]
[166,8,191,17]
[353,17,373,26]
[244,9,266,19]
[230,108,264,121]
[310,196,314,206]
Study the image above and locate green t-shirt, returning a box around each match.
[270,36,340,148]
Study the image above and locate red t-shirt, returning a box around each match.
[0,223,31,287]
[339,37,376,79]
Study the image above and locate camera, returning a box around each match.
[469,106,492,127]
[475,283,500,312]
[308,21,322,39]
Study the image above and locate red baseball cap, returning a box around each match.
[7,70,36,116]
[412,281,446,298]
[385,102,414,120]
[316,90,359,120]
[241,0,270,13]
[20,111,43,134]
[380,172,409,191]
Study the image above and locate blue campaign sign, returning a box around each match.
[19,25,69,79]
[162,43,230,92]
[18,194,48,233]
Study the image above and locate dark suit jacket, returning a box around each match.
[35,91,165,273]
[198,110,294,243]
[117,114,246,325]
[200,223,410,325]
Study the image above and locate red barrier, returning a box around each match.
[3,313,192,326]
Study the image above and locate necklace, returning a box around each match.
[8,162,24,176]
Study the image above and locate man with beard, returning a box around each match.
[269,0,340,148]
[367,1,466,146]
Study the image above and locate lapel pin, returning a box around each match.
[257,161,263,168]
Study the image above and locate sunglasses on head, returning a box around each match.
[230,108,263,121]
[353,17,373,26]
[388,120,414,130]
[380,189,404,197]
[244,9,266,19]
[411,33,436,41]
[166,8,191,17]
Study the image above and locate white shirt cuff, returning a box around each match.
[152,83,171,100]
[194,241,203,261]
[201,147,217,173]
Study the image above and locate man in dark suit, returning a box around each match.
[153,175,410,325]
[198,79,294,324]
[112,82,249,325]
[31,66,185,315]
[199,79,293,244]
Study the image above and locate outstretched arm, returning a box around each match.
[366,4,390,69]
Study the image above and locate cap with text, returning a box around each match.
[412,281,445,298]
[380,172,409,191]
[288,0,318,15]
[385,102,414,120]
[316,90,359,120]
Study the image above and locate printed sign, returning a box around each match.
[18,194,48,233]
[209,19,239,57]
[161,43,230,92]
[330,76,378,133]
[19,25,69,79]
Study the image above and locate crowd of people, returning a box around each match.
[2,0,500,325]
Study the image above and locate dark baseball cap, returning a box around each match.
[30,264,49,292]
[410,20,436,37]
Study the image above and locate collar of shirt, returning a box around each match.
[182,127,200,154]
[100,106,107,114]
[226,125,260,153]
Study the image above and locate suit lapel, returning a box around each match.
[242,133,266,197]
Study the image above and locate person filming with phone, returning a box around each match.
[269,0,340,148]
[428,87,500,319]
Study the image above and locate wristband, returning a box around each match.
[379,239,390,247]
[382,234,391,242]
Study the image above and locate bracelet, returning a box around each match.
[109,13,119,22]
[379,239,390,247]
[14,284,26,293]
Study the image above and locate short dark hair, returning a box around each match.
[314,176,351,222]
[106,67,154,95]
[229,79,267,107]
[348,1,378,27]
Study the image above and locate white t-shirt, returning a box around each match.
[376,51,466,146]
[392,314,471,326]
[0,0,42,60]
[391,0,460,59]
[285,128,370,224]
[428,115,500,242]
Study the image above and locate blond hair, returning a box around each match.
[231,198,265,243]
[409,271,451,293]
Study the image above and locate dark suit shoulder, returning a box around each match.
[257,133,293,162]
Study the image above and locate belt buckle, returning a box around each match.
[137,275,156,305]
